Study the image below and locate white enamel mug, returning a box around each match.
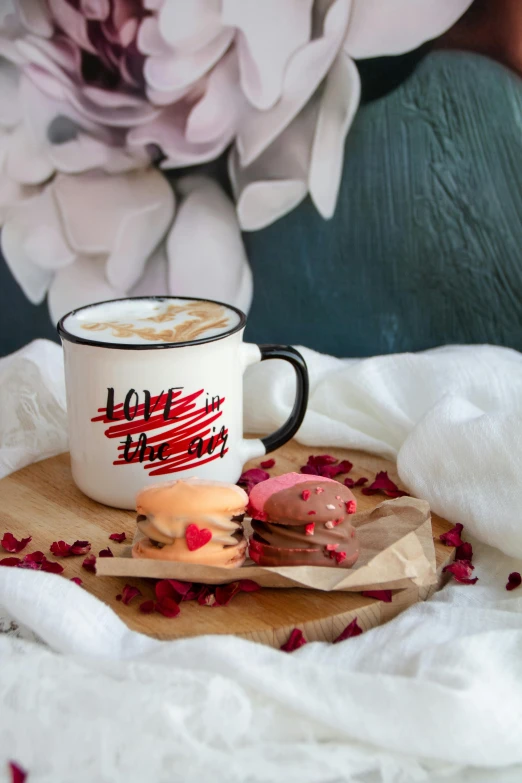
[58,296,308,509]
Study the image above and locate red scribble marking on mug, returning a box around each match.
[91,389,228,475]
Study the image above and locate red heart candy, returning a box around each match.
[185,524,212,551]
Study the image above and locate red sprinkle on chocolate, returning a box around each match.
[345,500,356,515]
[70,577,83,586]
[334,551,347,564]
[344,477,368,488]
[361,590,393,602]
[139,600,155,614]
[280,628,307,652]
[109,532,126,543]
[326,543,338,551]
[120,584,142,605]
[333,618,363,643]
[8,761,27,783]
[301,489,311,501]
[99,547,113,558]
[1,533,32,554]
[70,540,91,555]
[439,523,464,548]
[362,471,408,498]
[185,523,212,551]
[238,468,270,495]
[307,510,316,516]
[443,560,478,585]
[456,542,473,562]
[50,540,72,557]
[506,572,522,591]
[305,523,315,536]
[0,557,21,567]
[315,487,324,494]
[82,554,96,573]
[155,596,180,617]
[260,458,275,469]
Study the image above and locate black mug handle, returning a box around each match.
[259,345,309,453]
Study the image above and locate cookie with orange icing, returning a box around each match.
[132,479,248,568]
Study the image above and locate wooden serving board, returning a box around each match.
[0,443,455,647]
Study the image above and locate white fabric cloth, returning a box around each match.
[1,339,522,782]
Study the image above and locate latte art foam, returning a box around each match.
[63,298,241,345]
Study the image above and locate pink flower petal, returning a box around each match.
[439,523,464,548]
[361,471,408,498]
[50,540,72,557]
[109,532,126,543]
[260,459,275,469]
[82,554,96,573]
[70,577,83,586]
[1,533,32,554]
[120,584,142,605]
[506,572,521,592]
[99,547,113,557]
[443,560,478,585]
[0,557,22,567]
[155,596,181,618]
[70,540,91,555]
[333,617,363,643]
[280,628,307,652]
[361,590,392,603]
[139,600,155,614]
[8,761,27,783]
[456,542,473,562]
[41,559,64,574]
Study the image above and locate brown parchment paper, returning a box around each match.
[96,496,437,592]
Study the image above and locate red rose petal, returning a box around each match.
[23,551,46,564]
[302,489,311,501]
[155,579,182,602]
[50,540,72,557]
[280,628,307,652]
[139,600,155,614]
[8,761,27,783]
[238,580,260,593]
[0,557,21,567]
[456,541,473,562]
[443,559,478,584]
[41,559,64,574]
[300,465,319,476]
[439,523,464,548]
[260,459,275,469]
[160,579,194,600]
[185,524,212,551]
[215,582,242,606]
[1,533,32,554]
[305,523,315,536]
[70,540,91,555]
[506,572,522,591]
[345,500,356,515]
[320,460,354,479]
[120,584,142,605]
[82,554,96,573]
[197,586,217,606]
[345,476,369,488]
[155,596,181,617]
[99,547,113,557]
[361,471,409,498]
[333,617,363,643]
[361,590,393,602]
[109,532,126,543]
[238,468,270,495]
[70,577,83,586]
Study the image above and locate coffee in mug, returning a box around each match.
[58,297,309,509]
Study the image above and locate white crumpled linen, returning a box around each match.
[1,339,522,783]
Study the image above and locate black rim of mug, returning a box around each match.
[56,295,248,350]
